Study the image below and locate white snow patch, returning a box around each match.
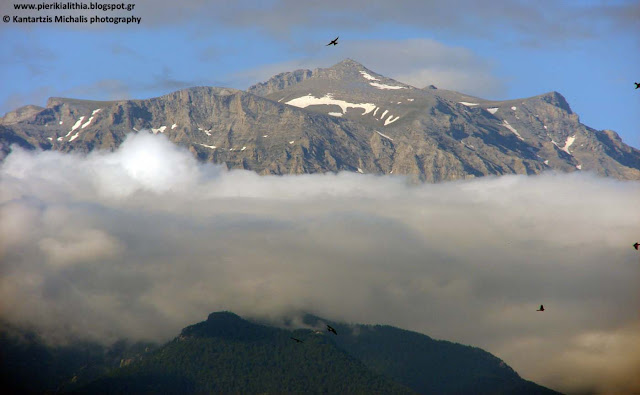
[544,125,548,130]
[369,81,406,90]
[511,106,517,111]
[502,120,524,140]
[373,107,379,116]
[92,108,102,115]
[328,112,343,117]
[384,115,400,126]
[459,102,479,106]
[81,116,94,129]
[133,127,139,132]
[576,164,582,170]
[397,101,402,104]
[544,160,549,165]
[64,116,85,137]
[561,135,576,154]
[263,135,268,138]
[57,137,63,141]
[360,71,379,81]
[278,98,284,102]
[171,123,177,130]
[241,146,247,151]
[47,137,53,141]
[151,126,167,134]
[380,109,389,119]
[289,141,294,144]
[203,130,212,136]
[59,121,63,125]
[229,148,234,151]
[357,168,364,174]
[376,131,394,141]
[198,143,216,149]
[407,98,414,102]
[286,93,376,115]
[487,107,499,114]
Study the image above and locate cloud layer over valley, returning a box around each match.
[1,133,639,393]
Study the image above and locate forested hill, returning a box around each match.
[2,312,561,394]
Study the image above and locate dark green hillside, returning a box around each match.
[0,322,155,394]
[73,312,414,394]
[301,314,560,394]
[2,312,560,394]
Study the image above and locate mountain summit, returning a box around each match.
[3,311,558,394]
[2,59,639,181]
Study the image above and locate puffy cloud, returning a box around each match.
[1,132,639,393]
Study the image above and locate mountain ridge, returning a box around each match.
[2,59,639,181]
[0,311,560,394]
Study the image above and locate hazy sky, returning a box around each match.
[1,132,639,394]
[0,0,639,148]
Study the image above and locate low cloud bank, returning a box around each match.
[1,132,639,393]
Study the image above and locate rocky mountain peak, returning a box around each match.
[538,91,573,114]
[2,60,639,181]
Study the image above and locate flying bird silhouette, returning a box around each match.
[635,82,640,89]
[634,242,639,250]
[326,36,339,46]
[327,324,337,335]
[290,337,304,343]
[537,305,545,312]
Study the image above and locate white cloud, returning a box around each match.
[1,132,639,393]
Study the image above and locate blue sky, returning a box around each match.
[1,0,639,148]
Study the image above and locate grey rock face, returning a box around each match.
[2,59,639,181]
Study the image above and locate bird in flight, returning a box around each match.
[537,305,545,312]
[635,82,640,89]
[634,242,639,250]
[326,36,339,46]
[290,337,304,343]
[327,324,337,335]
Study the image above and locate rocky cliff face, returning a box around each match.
[2,59,639,181]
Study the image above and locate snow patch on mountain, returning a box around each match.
[376,131,394,141]
[359,71,379,81]
[459,102,479,106]
[151,126,167,134]
[65,116,85,137]
[286,93,376,115]
[487,108,499,114]
[562,135,576,154]
[502,120,524,140]
[384,115,400,126]
[81,116,94,129]
[370,82,406,90]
